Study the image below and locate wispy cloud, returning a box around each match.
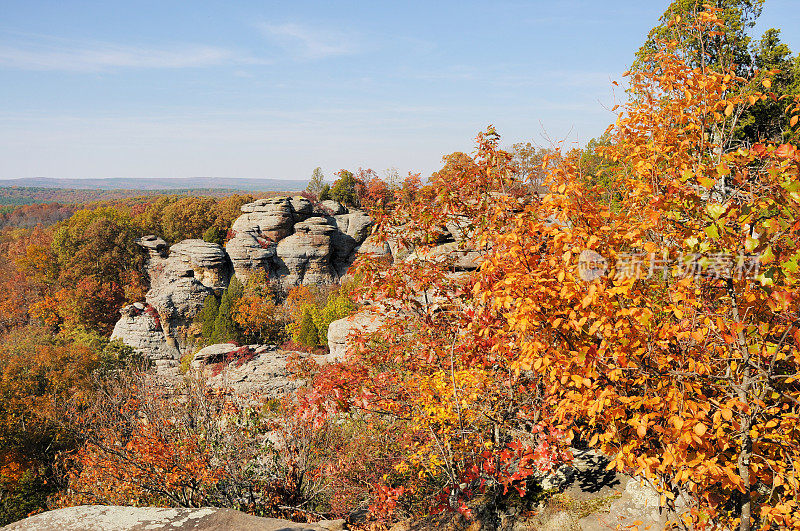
[0,37,266,71]
[259,23,356,59]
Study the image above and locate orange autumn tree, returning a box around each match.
[474,8,800,531]
[310,6,800,530]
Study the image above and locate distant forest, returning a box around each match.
[0,187,292,215]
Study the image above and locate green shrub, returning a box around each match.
[294,307,320,348]
[197,294,219,343]
[202,226,223,245]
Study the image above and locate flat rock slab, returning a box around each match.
[3,506,343,531]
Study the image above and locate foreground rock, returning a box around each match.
[2,505,344,531]
[389,449,692,531]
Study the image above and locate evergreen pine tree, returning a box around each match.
[295,307,320,348]
[202,225,223,245]
[211,276,244,344]
[331,170,358,207]
[197,294,219,342]
[319,183,331,201]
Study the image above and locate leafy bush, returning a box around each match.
[202,225,223,245]
[293,308,319,348]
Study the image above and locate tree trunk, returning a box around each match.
[738,414,752,531]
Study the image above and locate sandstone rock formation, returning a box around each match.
[317,199,346,215]
[407,241,486,271]
[2,505,344,531]
[113,239,230,360]
[190,343,331,399]
[276,217,338,286]
[226,198,374,287]
[113,196,495,364]
[168,239,230,288]
[110,303,179,360]
[327,310,386,362]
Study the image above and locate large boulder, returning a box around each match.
[2,505,341,531]
[227,198,375,285]
[333,210,372,244]
[327,310,385,361]
[356,235,392,260]
[579,476,691,531]
[113,239,222,360]
[227,197,319,281]
[330,210,373,276]
[225,231,277,281]
[110,303,179,360]
[407,242,486,271]
[289,195,314,221]
[168,239,230,289]
[145,265,213,355]
[316,200,346,215]
[136,235,168,258]
[233,196,296,240]
[191,344,330,400]
[276,217,338,287]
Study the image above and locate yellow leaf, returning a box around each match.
[762,78,772,89]
[724,104,734,116]
[721,408,733,421]
[693,423,707,436]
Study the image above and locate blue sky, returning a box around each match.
[1,1,798,182]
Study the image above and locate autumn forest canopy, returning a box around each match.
[2,3,800,531]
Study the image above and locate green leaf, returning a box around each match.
[706,204,727,220]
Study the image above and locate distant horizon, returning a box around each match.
[0,176,311,192]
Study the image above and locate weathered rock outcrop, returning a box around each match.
[407,241,486,271]
[317,199,346,215]
[116,197,509,363]
[327,310,386,361]
[110,303,178,360]
[190,343,331,399]
[226,198,374,287]
[276,217,338,286]
[2,505,343,531]
[136,235,168,258]
[168,239,230,288]
[227,197,302,281]
[113,239,230,359]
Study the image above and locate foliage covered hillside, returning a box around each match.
[1,2,800,531]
